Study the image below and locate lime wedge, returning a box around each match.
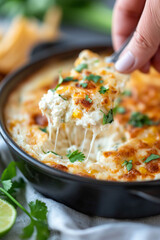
[0,198,17,237]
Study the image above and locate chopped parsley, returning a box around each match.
[128,112,153,127]
[75,63,88,72]
[85,95,92,103]
[53,74,64,91]
[39,127,47,133]
[122,160,133,171]
[59,94,67,101]
[99,86,109,94]
[122,90,132,96]
[144,154,160,163]
[113,106,126,114]
[66,150,85,163]
[63,76,78,82]
[42,150,63,159]
[99,80,104,83]
[80,82,88,88]
[100,109,114,125]
[53,75,78,92]
[85,74,102,83]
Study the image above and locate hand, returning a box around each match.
[112,0,160,73]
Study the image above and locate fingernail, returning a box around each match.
[115,51,135,72]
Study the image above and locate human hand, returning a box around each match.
[112,0,160,73]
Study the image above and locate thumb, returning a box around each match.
[115,0,160,73]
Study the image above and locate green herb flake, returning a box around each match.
[93,59,99,64]
[85,95,92,103]
[66,150,85,163]
[144,154,160,163]
[85,74,102,83]
[75,63,88,72]
[58,94,67,101]
[100,109,114,125]
[99,86,109,94]
[122,160,133,171]
[122,90,132,96]
[53,75,78,92]
[99,80,104,83]
[80,82,88,88]
[128,112,153,127]
[113,106,126,114]
[39,127,47,133]
[42,150,63,159]
[63,76,78,82]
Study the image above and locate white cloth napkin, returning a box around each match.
[1,136,160,240]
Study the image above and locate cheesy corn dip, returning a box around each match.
[5,50,160,181]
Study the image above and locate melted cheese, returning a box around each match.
[4,51,160,182]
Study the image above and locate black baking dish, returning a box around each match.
[1,45,160,219]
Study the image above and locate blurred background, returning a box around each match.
[0,0,115,80]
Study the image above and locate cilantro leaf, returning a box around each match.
[29,200,47,221]
[42,149,63,159]
[1,161,16,181]
[122,90,132,96]
[128,112,153,127]
[99,86,108,94]
[59,94,67,101]
[100,109,114,125]
[66,150,85,163]
[122,160,133,171]
[2,180,12,191]
[80,82,88,88]
[0,162,50,240]
[39,127,47,133]
[144,154,160,163]
[63,76,78,82]
[113,106,126,114]
[21,200,50,240]
[21,222,34,239]
[85,95,92,103]
[85,74,102,83]
[75,63,88,72]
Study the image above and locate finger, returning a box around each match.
[151,46,160,72]
[115,0,160,73]
[112,0,146,50]
[139,62,150,73]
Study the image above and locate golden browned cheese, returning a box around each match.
[4,52,160,182]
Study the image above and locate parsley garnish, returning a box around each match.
[99,80,104,83]
[85,74,102,83]
[53,74,63,91]
[53,75,78,92]
[100,109,114,125]
[122,90,132,96]
[99,86,109,94]
[144,154,160,163]
[39,127,47,133]
[66,150,85,163]
[128,112,153,127]
[58,94,67,101]
[122,160,133,171]
[113,106,126,114]
[85,95,92,103]
[80,82,88,88]
[63,76,78,82]
[42,150,63,159]
[75,63,88,72]
[0,162,50,239]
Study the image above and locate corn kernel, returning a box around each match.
[72,109,83,119]
[139,167,147,174]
